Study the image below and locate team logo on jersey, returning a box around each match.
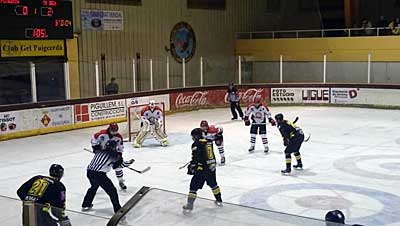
[169,22,196,63]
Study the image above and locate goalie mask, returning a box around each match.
[149,100,156,110]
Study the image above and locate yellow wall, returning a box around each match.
[235,36,400,62]
[66,35,80,99]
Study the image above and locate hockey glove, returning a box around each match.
[283,138,290,146]
[244,120,250,126]
[112,158,123,169]
[92,145,101,153]
[268,118,276,126]
[187,164,195,175]
[59,217,72,226]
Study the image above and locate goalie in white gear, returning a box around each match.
[133,100,168,148]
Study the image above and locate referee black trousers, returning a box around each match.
[82,170,121,213]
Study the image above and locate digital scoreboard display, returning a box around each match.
[0,0,73,39]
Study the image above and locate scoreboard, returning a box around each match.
[0,0,73,39]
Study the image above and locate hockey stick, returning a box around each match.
[83,148,151,174]
[304,133,311,142]
[293,117,299,124]
[178,162,190,170]
[127,166,151,174]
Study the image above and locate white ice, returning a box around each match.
[1,106,400,226]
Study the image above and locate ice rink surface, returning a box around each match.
[1,106,399,226]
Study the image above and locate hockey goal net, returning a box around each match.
[126,102,166,142]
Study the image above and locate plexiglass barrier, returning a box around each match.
[109,187,349,226]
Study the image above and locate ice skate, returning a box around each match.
[264,146,269,154]
[214,200,223,207]
[248,146,255,153]
[293,164,303,170]
[81,204,93,212]
[182,202,194,214]
[161,138,169,147]
[133,140,141,148]
[281,168,291,175]
[220,157,226,165]
[119,180,127,190]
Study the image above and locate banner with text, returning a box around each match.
[81,9,124,31]
[126,94,170,111]
[331,88,400,106]
[271,88,330,104]
[0,40,65,57]
[75,99,126,123]
[0,106,72,135]
[170,88,269,111]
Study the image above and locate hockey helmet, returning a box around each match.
[149,100,156,110]
[49,164,64,180]
[274,113,284,123]
[105,139,118,152]
[254,99,263,107]
[191,128,203,141]
[325,210,345,224]
[200,120,209,130]
[108,123,119,135]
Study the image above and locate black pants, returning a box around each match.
[250,124,266,134]
[230,102,243,119]
[284,134,304,154]
[82,170,121,213]
[190,170,218,191]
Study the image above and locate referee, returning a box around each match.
[81,140,134,213]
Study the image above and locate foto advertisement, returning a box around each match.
[271,88,329,104]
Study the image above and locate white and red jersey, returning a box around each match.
[245,104,272,125]
[141,106,163,124]
[91,129,124,153]
[203,125,223,141]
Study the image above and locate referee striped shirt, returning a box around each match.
[87,150,117,173]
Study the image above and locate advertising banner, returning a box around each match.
[37,106,73,128]
[331,88,360,104]
[81,9,123,31]
[75,99,126,123]
[331,88,400,106]
[271,88,329,104]
[126,94,170,111]
[0,40,65,57]
[171,88,269,111]
[0,111,19,134]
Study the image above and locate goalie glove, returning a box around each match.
[268,118,276,126]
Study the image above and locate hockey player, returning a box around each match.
[82,140,134,213]
[200,120,225,165]
[244,100,276,153]
[91,123,128,190]
[275,113,304,174]
[133,100,168,148]
[183,128,223,212]
[17,164,72,226]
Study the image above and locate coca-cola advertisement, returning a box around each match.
[224,88,269,105]
[170,88,270,111]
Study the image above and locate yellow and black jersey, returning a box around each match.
[278,120,303,140]
[191,139,217,172]
[17,175,66,218]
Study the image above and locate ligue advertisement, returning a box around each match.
[271,88,329,104]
